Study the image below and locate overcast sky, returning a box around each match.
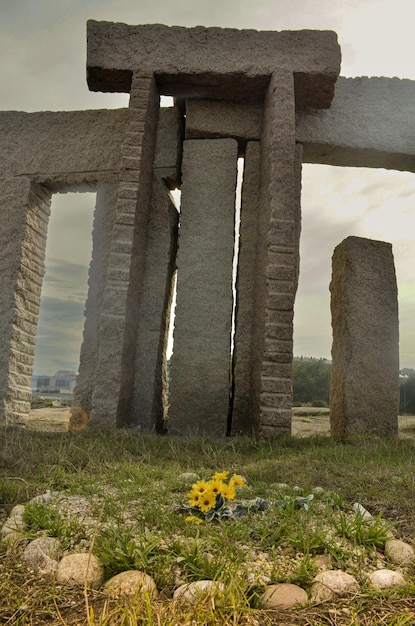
[1,0,415,373]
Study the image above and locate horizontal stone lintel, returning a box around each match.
[87,21,340,108]
[180,77,415,172]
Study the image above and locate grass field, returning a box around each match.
[1,420,415,625]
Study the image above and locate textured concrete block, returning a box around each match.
[297,77,415,172]
[185,100,262,145]
[169,139,238,437]
[87,21,340,108]
[0,110,127,180]
[330,236,399,437]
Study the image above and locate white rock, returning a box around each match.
[2,531,28,546]
[178,472,200,484]
[28,491,58,505]
[310,570,359,603]
[352,503,372,520]
[24,537,60,575]
[104,570,158,599]
[385,539,415,566]
[368,569,406,590]
[10,504,25,517]
[260,583,308,609]
[173,580,224,606]
[1,512,26,537]
[56,553,104,589]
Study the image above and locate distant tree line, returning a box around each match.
[400,369,415,415]
[292,359,415,415]
[292,358,331,407]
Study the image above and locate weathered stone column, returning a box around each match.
[250,71,300,439]
[89,72,160,427]
[75,107,181,423]
[330,236,399,437]
[232,141,261,435]
[168,138,238,436]
[0,178,51,425]
[74,179,119,416]
[131,176,178,432]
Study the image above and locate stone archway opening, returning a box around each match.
[31,191,95,407]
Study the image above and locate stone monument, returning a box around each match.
[330,236,399,437]
[0,20,412,438]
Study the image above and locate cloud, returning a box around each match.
[34,254,91,374]
[295,164,415,363]
[40,258,89,304]
[33,295,86,374]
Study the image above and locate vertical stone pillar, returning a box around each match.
[74,178,119,416]
[89,72,160,428]
[232,141,261,435]
[169,138,238,437]
[0,178,51,425]
[250,71,299,439]
[232,140,303,437]
[131,176,178,432]
[330,236,399,437]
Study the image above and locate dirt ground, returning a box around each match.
[26,406,415,438]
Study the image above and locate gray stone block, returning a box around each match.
[297,77,415,172]
[131,176,178,432]
[249,71,299,439]
[330,236,399,437]
[168,139,238,437]
[185,100,262,145]
[232,142,261,435]
[87,21,340,108]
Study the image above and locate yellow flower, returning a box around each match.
[198,490,217,512]
[185,515,203,525]
[187,490,202,507]
[192,480,210,494]
[230,473,247,488]
[221,482,236,501]
[213,471,229,481]
[209,479,225,497]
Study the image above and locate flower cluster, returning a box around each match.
[185,471,247,522]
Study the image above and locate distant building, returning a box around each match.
[31,370,77,394]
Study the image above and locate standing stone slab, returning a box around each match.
[168,139,238,436]
[89,72,160,428]
[0,178,52,425]
[330,236,399,437]
[250,71,300,439]
[232,142,261,435]
[74,179,119,417]
[131,176,178,432]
